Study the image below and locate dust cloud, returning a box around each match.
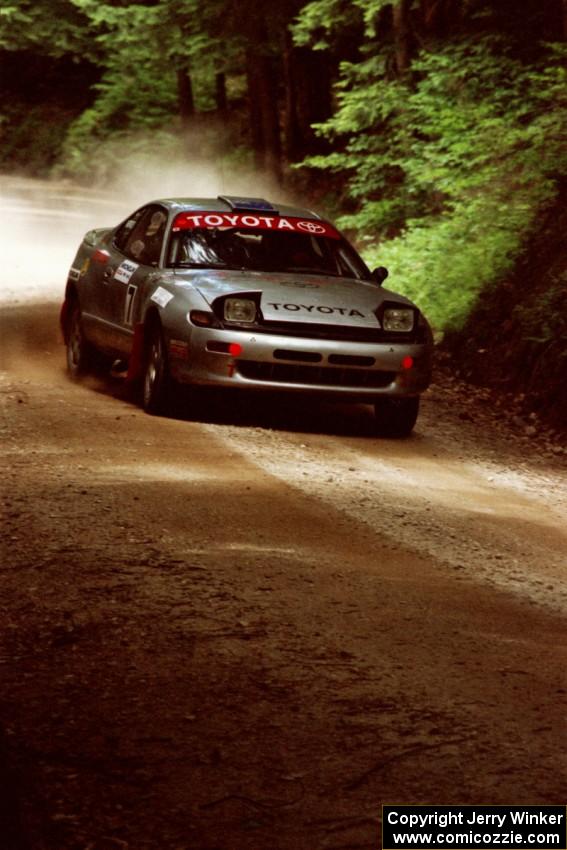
[0,143,287,307]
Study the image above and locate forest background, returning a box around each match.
[1,0,566,428]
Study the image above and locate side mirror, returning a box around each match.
[372,266,389,285]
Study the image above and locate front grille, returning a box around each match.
[220,318,418,343]
[262,320,385,343]
[273,349,322,363]
[237,361,395,388]
[262,320,423,344]
[328,354,375,366]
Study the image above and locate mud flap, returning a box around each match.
[127,322,145,383]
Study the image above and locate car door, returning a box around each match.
[80,207,145,354]
[104,205,168,356]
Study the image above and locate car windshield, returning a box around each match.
[168,228,370,280]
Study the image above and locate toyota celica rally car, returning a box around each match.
[61,196,433,436]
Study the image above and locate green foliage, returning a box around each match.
[362,200,528,330]
[57,79,179,181]
[299,37,567,330]
[292,0,363,49]
[0,0,93,57]
[52,0,237,176]
[70,0,234,73]
[292,0,393,49]
[0,102,73,174]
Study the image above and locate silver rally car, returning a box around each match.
[62,196,433,435]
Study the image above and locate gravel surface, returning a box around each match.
[1,301,566,850]
[202,376,567,614]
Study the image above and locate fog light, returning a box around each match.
[206,341,243,356]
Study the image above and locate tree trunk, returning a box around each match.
[282,29,332,162]
[258,55,282,182]
[246,48,282,182]
[177,68,195,129]
[283,30,301,162]
[245,50,266,172]
[393,0,412,75]
[420,0,460,37]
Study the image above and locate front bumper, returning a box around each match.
[167,326,432,401]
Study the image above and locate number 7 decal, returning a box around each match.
[124,284,137,325]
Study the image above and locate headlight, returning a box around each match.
[383,307,414,332]
[224,298,256,323]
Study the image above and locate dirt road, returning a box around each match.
[1,300,566,850]
[1,180,566,850]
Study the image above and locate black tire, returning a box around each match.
[374,396,420,438]
[66,303,94,379]
[142,323,171,414]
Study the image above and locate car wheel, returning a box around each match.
[374,396,420,437]
[142,323,171,414]
[66,303,94,378]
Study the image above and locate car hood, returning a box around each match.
[173,268,414,329]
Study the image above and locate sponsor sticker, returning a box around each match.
[172,212,340,240]
[150,286,174,308]
[281,280,320,289]
[114,259,139,284]
[261,298,379,328]
[124,284,137,326]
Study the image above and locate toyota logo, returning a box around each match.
[297,220,326,234]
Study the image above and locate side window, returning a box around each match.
[114,208,146,253]
[120,206,167,267]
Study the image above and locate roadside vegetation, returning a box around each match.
[1,0,566,426]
